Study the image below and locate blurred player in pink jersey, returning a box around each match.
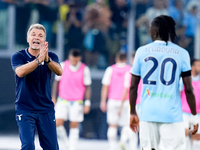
[100,52,131,150]
[52,49,92,150]
[180,58,200,150]
[118,52,142,150]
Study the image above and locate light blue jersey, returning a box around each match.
[131,40,191,123]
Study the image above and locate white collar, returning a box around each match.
[192,75,200,82]
[69,61,82,72]
[116,62,127,67]
[154,40,172,44]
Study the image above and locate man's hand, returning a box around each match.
[38,41,48,63]
[189,124,199,135]
[44,42,50,62]
[130,114,139,133]
[118,104,123,116]
[190,124,199,135]
[100,101,107,113]
[84,105,90,114]
[189,114,199,135]
[52,97,57,106]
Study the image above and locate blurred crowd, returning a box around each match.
[0,0,200,69]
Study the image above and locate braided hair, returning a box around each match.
[150,15,177,45]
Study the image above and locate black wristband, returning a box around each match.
[45,57,52,64]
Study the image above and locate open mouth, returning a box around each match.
[33,41,40,45]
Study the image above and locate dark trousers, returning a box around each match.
[16,110,59,150]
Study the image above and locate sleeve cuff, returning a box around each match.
[181,70,191,77]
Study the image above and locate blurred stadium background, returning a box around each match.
[0,0,200,149]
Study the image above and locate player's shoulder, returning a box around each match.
[169,42,189,56]
[79,62,88,68]
[12,49,27,59]
[140,42,154,48]
[16,49,26,55]
[18,49,26,54]
[105,65,112,70]
[48,51,58,57]
[60,61,65,66]
[80,61,86,66]
[83,64,90,71]
[135,43,153,55]
[103,66,112,74]
[169,42,185,50]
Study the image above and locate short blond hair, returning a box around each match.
[27,23,46,38]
